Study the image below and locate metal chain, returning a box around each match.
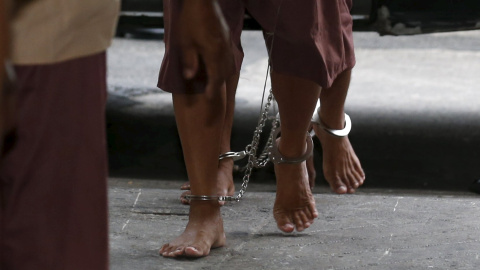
[253,113,279,169]
[217,0,285,202]
[223,87,279,202]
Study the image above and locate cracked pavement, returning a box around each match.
[109,178,480,270]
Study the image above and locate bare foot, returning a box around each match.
[313,123,365,194]
[160,201,226,258]
[180,159,235,205]
[273,141,319,233]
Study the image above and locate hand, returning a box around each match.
[179,0,231,96]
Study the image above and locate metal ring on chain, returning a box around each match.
[219,151,247,161]
[183,195,221,201]
[268,127,313,164]
[183,195,239,202]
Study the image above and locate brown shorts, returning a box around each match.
[158,0,356,93]
[0,52,108,270]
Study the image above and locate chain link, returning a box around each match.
[183,89,278,202]
[218,0,285,202]
[222,87,279,202]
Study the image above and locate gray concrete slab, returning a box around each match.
[109,178,480,270]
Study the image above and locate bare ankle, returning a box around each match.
[218,158,234,170]
[189,200,222,213]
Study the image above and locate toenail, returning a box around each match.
[188,247,198,252]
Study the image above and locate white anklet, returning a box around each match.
[311,107,352,137]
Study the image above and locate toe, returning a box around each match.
[280,223,295,233]
[309,203,318,219]
[180,191,191,205]
[346,172,359,191]
[159,244,169,256]
[299,211,312,230]
[350,178,359,189]
[358,175,365,185]
[302,202,317,222]
[293,212,305,232]
[171,246,186,257]
[185,246,207,257]
[275,214,295,233]
[329,175,348,194]
[353,168,365,186]
[160,245,175,257]
[304,205,312,218]
[348,179,359,194]
[274,207,296,233]
[180,182,191,190]
[353,160,365,185]
[335,185,348,194]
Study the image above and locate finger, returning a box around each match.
[181,45,199,79]
[204,60,226,97]
[202,40,230,95]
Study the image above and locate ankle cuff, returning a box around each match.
[268,127,313,164]
[312,110,352,137]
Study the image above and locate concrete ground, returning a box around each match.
[109,178,480,270]
[106,30,480,269]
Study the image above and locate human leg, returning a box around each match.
[166,0,246,204]
[180,73,239,205]
[270,70,320,233]
[160,86,227,257]
[214,73,238,200]
[246,0,362,194]
[313,69,365,194]
[158,0,248,257]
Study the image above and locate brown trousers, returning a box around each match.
[0,52,109,270]
[158,0,355,93]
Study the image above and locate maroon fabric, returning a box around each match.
[158,0,356,93]
[0,52,109,270]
